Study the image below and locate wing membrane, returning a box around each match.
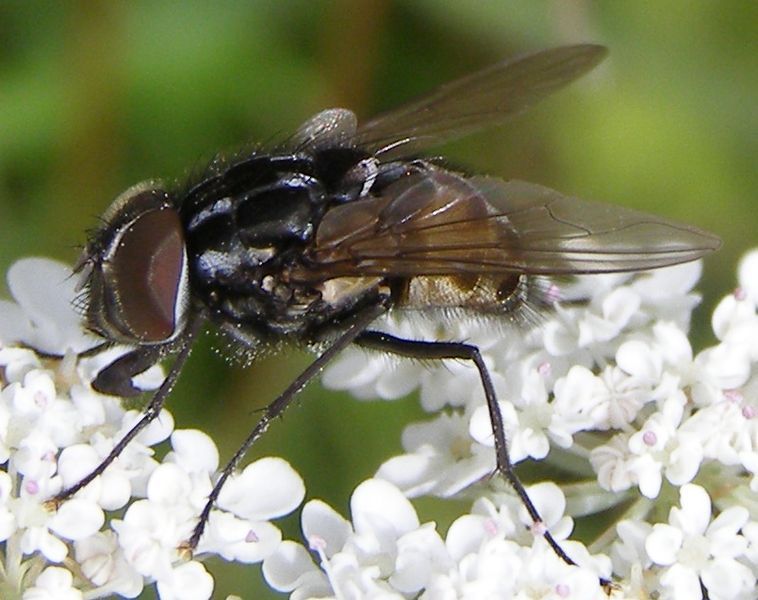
[354,44,607,157]
[303,170,721,279]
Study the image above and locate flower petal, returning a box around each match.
[217,457,304,520]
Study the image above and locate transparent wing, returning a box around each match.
[301,170,720,279]
[354,44,607,157]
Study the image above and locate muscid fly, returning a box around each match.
[52,45,720,567]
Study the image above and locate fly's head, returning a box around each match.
[76,181,190,348]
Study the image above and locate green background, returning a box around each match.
[1,2,755,597]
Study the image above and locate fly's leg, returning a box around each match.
[47,320,200,508]
[183,301,389,552]
[90,344,165,398]
[354,330,578,567]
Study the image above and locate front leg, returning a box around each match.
[91,345,165,397]
[50,331,198,507]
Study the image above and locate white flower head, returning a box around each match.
[312,252,758,599]
[265,478,611,598]
[645,484,755,599]
[0,259,304,598]
[4,246,757,599]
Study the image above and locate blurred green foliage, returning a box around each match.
[0,1,755,597]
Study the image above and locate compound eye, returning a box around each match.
[111,207,187,342]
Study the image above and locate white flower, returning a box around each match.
[14,496,102,563]
[470,367,586,463]
[155,561,215,600]
[620,261,705,338]
[377,411,495,497]
[4,245,758,600]
[216,457,304,521]
[112,440,303,589]
[610,519,653,579]
[590,434,637,493]
[264,479,447,598]
[200,456,305,563]
[265,479,611,599]
[645,484,755,599]
[0,258,98,355]
[0,258,305,598]
[111,465,197,581]
[74,531,143,598]
[22,566,83,600]
[322,315,431,402]
[313,255,758,599]
[626,392,703,498]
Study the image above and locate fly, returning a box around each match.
[50,45,720,569]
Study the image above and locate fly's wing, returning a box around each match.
[301,170,721,279]
[354,44,607,157]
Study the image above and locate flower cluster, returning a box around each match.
[264,479,611,599]
[1,248,757,599]
[0,259,304,599]
[282,251,758,599]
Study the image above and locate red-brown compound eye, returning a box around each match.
[110,207,187,342]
